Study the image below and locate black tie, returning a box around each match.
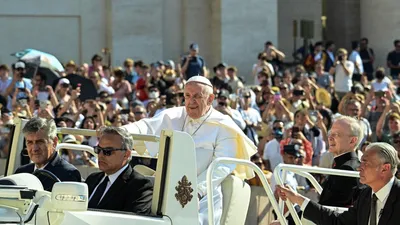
[370,194,378,225]
[89,176,109,208]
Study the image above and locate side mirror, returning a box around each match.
[51,182,88,211]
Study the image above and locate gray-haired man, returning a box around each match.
[85,126,153,214]
[15,117,81,191]
[276,142,400,225]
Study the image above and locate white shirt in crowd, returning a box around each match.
[349,50,364,74]
[89,163,129,203]
[371,77,392,92]
[263,138,283,172]
[334,61,355,93]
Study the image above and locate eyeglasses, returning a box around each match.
[134,111,145,115]
[16,68,24,71]
[94,146,126,156]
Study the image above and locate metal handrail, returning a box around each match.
[56,143,96,156]
[206,157,288,225]
[56,127,160,142]
[273,164,360,225]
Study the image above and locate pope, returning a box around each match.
[123,75,257,225]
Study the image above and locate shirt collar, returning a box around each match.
[34,162,49,171]
[373,176,395,202]
[106,163,129,185]
[333,151,358,166]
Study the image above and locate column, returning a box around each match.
[361,0,400,69]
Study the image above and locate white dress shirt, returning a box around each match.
[369,176,395,225]
[89,163,129,203]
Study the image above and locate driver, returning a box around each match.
[14,117,81,191]
[85,126,153,214]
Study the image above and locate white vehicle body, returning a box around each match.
[0,118,285,225]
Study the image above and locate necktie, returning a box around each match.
[370,194,378,225]
[89,176,109,208]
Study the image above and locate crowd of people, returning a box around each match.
[0,37,400,224]
[0,39,399,171]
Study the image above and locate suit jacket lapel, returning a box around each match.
[359,188,372,225]
[88,173,106,196]
[44,152,60,171]
[97,166,132,208]
[378,179,399,225]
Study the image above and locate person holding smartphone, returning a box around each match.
[330,48,355,100]
[5,61,33,110]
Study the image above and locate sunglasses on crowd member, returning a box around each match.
[393,139,400,144]
[61,83,69,88]
[94,145,127,156]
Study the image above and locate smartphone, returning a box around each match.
[292,127,300,133]
[375,91,385,98]
[39,101,47,110]
[18,88,25,92]
[293,90,304,96]
[351,86,357,94]
[120,114,128,121]
[273,93,282,102]
[338,55,343,61]
[120,109,130,114]
[229,93,237,101]
[18,99,27,107]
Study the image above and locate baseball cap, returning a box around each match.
[190,43,199,51]
[216,62,228,69]
[165,60,175,70]
[58,78,70,85]
[62,135,78,144]
[218,89,230,99]
[186,75,213,88]
[242,90,251,98]
[283,144,303,158]
[15,61,25,69]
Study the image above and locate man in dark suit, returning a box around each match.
[14,118,81,191]
[318,116,365,207]
[276,142,400,225]
[280,116,365,225]
[86,126,153,214]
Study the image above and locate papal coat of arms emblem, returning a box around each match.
[175,175,194,208]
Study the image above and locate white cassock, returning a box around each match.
[123,106,257,225]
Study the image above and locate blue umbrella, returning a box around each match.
[12,49,64,72]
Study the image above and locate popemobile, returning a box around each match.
[0,118,359,225]
[0,117,288,225]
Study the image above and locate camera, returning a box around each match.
[292,127,300,138]
[338,55,343,61]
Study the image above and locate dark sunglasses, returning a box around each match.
[94,146,126,156]
[134,111,145,115]
[16,68,25,71]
